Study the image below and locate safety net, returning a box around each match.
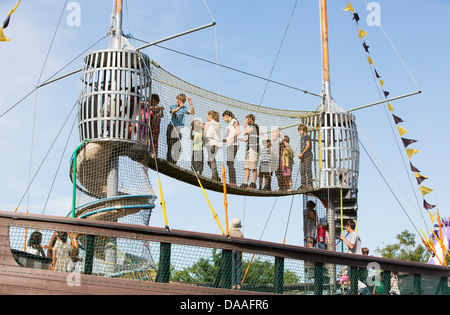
[146,59,322,196]
[8,223,448,295]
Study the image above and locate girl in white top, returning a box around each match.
[222,110,240,186]
[26,231,46,257]
[205,110,222,180]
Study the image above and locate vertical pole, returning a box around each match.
[156,243,171,283]
[350,267,359,295]
[314,262,324,295]
[220,249,232,289]
[107,154,119,198]
[414,274,422,295]
[114,0,123,49]
[274,257,285,294]
[84,235,95,275]
[320,0,332,110]
[383,270,391,295]
[438,277,449,295]
[110,0,122,199]
[326,189,336,292]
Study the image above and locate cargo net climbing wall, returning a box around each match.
[148,60,324,195]
[69,140,156,280]
[71,140,156,225]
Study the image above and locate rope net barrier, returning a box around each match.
[75,48,326,202]
[8,224,447,295]
[147,59,322,194]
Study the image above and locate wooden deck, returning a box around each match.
[0,212,261,295]
[0,211,448,295]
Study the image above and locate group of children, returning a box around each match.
[303,200,365,255]
[148,93,314,191]
[303,201,330,250]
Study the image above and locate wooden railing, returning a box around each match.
[0,211,448,295]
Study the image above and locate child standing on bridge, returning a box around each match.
[298,124,313,190]
[166,94,194,164]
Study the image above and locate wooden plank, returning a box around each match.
[0,266,263,295]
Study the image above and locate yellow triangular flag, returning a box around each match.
[397,125,408,136]
[358,28,368,39]
[344,3,354,13]
[7,0,22,15]
[368,56,374,65]
[378,79,384,87]
[1,0,22,42]
[420,186,433,198]
[406,148,419,159]
[0,28,11,42]
[429,211,436,222]
[388,102,394,112]
[414,172,428,179]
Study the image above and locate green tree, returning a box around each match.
[375,230,428,262]
[171,249,300,285]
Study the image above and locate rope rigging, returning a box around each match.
[128,37,321,98]
[0,35,108,120]
[344,0,438,249]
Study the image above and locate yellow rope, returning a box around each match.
[158,178,170,230]
[241,253,255,286]
[197,177,225,235]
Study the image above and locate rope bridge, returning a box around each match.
[73,48,359,240]
[75,48,325,202]
[143,59,323,196]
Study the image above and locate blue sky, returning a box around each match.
[0,0,449,257]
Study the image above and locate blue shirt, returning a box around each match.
[300,134,312,157]
[168,104,190,127]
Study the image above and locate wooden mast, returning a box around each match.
[114,0,124,49]
[320,0,332,111]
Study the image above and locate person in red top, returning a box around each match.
[317,217,328,250]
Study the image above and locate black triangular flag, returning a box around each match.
[392,114,404,124]
[363,41,370,53]
[3,15,11,29]
[402,138,417,148]
[383,90,390,98]
[423,199,436,210]
[416,174,427,185]
[353,13,360,24]
[410,162,420,173]
[374,69,380,78]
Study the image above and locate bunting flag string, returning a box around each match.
[0,0,22,42]
[344,2,436,214]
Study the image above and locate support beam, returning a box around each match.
[136,22,216,51]
[346,91,422,113]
